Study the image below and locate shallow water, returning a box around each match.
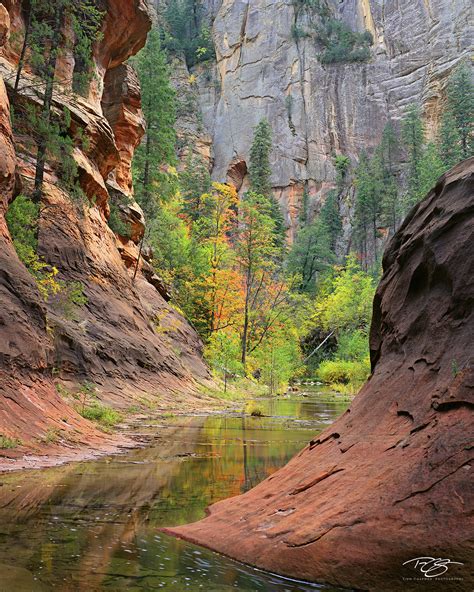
[0,392,349,591]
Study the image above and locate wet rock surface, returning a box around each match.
[166,158,474,592]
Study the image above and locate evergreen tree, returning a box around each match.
[439,110,463,168]
[286,218,333,293]
[378,121,400,233]
[133,29,177,217]
[248,119,286,252]
[320,190,342,253]
[12,0,103,204]
[334,154,350,192]
[354,152,381,268]
[446,63,473,158]
[402,104,424,210]
[416,142,445,201]
[179,152,212,221]
[249,119,273,197]
[236,191,277,367]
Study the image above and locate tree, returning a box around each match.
[312,254,376,335]
[179,152,212,221]
[334,154,350,192]
[236,192,277,367]
[354,151,382,268]
[248,119,286,251]
[439,110,463,169]
[320,190,342,253]
[286,218,333,293]
[416,142,445,201]
[133,29,177,217]
[402,105,424,210]
[445,63,473,158]
[205,330,243,392]
[162,0,214,68]
[253,327,302,395]
[190,183,242,336]
[12,1,103,204]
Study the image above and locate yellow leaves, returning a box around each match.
[21,247,63,301]
[188,73,197,85]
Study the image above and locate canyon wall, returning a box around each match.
[182,0,473,236]
[167,157,474,592]
[0,0,212,461]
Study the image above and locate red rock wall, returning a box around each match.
[166,158,474,592]
[0,1,212,460]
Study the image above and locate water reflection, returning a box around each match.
[0,393,349,591]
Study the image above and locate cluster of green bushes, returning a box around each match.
[292,0,372,64]
[80,404,122,428]
[304,256,376,394]
[6,195,87,317]
[0,435,22,449]
[315,19,373,64]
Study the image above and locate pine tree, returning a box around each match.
[179,153,212,221]
[133,29,177,217]
[12,0,103,204]
[248,119,286,252]
[402,105,424,210]
[320,190,342,253]
[378,121,400,233]
[236,191,277,368]
[439,110,463,168]
[353,152,371,267]
[286,218,333,293]
[249,119,273,197]
[416,142,445,201]
[446,63,473,158]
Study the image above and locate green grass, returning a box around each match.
[0,435,22,449]
[80,404,122,429]
[41,428,61,444]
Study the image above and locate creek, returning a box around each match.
[0,391,350,591]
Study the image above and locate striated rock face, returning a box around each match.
[193,0,473,230]
[166,159,474,592]
[102,64,145,197]
[0,4,111,455]
[0,0,212,459]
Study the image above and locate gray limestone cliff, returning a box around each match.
[173,0,472,238]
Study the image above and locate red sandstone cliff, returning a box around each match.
[0,1,213,467]
[166,158,474,591]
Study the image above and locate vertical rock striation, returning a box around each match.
[190,0,473,230]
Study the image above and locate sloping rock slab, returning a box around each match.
[165,158,474,591]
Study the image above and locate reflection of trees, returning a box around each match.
[0,398,348,591]
[0,418,205,591]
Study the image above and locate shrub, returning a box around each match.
[315,18,372,64]
[245,401,265,417]
[0,435,22,449]
[107,200,131,238]
[317,358,370,385]
[41,428,62,444]
[80,404,122,428]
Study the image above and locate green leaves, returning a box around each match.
[132,29,177,215]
